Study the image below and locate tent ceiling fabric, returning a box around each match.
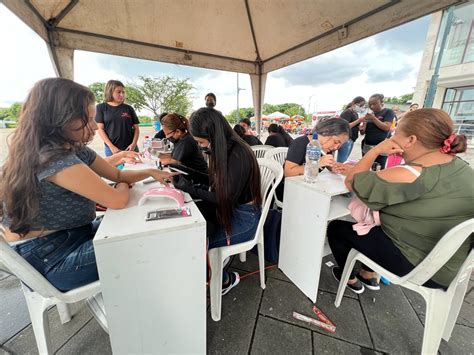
[5,0,461,75]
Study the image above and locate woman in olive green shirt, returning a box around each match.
[328,108,473,294]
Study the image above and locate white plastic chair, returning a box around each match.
[0,230,101,355]
[334,219,474,355]
[208,158,283,321]
[251,145,274,158]
[264,147,288,209]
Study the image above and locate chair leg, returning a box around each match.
[239,252,247,262]
[209,250,224,322]
[421,290,451,355]
[257,242,266,289]
[334,254,358,308]
[442,278,470,341]
[57,302,72,324]
[24,292,53,355]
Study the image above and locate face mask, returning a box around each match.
[200,143,211,155]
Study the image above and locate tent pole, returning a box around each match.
[250,70,266,137]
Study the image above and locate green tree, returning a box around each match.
[126,75,194,119]
[226,107,254,125]
[0,102,22,122]
[89,82,105,103]
[263,103,306,117]
[385,93,414,104]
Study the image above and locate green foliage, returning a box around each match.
[138,115,152,123]
[126,75,194,119]
[263,103,306,116]
[225,107,254,125]
[0,102,22,122]
[385,93,414,104]
[88,82,105,103]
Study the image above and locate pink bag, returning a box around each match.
[348,197,380,236]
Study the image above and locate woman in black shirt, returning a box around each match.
[159,113,208,178]
[233,124,262,146]
[265,123,293,147]
[174,108,262,295]
[337,96,366,163]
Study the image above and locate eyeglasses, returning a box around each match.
[165,129,176,138]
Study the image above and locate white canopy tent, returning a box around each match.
[267,111,290,119]
[4,0,460,132]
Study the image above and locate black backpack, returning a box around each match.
[252,209,282,264]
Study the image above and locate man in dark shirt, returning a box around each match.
[361,94,395,168]
[205,93,217,108]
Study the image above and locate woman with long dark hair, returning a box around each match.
[265,123,293,147]
[174,107,262,294]
[1,78,174,291]
[158,113,208,175]
[337,96,366,163]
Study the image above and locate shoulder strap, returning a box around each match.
[399,164,421,177]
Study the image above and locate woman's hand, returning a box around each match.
[149,170,179,185]
[373,139,404,156]
[110,145,121,154]
[119,151,142,165]
[318,155,335,168]
[125,143,136,151]
[159,153,172,165]
[331,163,352,175]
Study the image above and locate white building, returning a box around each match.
[413,0,474,139]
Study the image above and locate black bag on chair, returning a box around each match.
[252,209,282,264]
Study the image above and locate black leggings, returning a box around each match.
[327,220,444,289]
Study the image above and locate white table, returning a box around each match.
[93,170,206,354]
[278,170,351,303]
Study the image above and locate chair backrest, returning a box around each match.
[0,229,62,298]
[405,218,474,286]
[264,147,289,166]
[251,145,274,158]
[255,158,284,239]
[257,158,283,208]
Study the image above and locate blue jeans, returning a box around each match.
[208,204,261,283]
[13,222,100,292]
[104,144,139,157]
[208,204,261,249]
[337,139,354,163]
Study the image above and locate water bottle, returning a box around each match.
[142,135,152,160]
[304,133,322,183]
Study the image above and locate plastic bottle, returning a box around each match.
[304,133,322,183]
[142,135,152,159]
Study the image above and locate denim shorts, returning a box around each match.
[13,222,99,291]
[208,204,261,249]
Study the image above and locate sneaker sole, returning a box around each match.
[222,273,240,296]
[356,274,381,291]
[332,269,365,295]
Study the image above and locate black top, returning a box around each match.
[95,103,139,150]
[243,135,262,146]
[183,140,256,206]
[364,108,395,145]
[340,108,359,142]
[286,135,310,165]
[265,134,287,147]
[171,134,208,174]
[154,130,166,139]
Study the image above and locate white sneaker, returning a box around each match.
[223,256,231,268]
[86,293,108,334]
[222,272,240,296]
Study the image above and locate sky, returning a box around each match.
[0,4,431,115]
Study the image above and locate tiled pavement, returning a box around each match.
[1,253,473,354]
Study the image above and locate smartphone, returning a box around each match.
[168,166,189,175]
[145,207,191,221]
